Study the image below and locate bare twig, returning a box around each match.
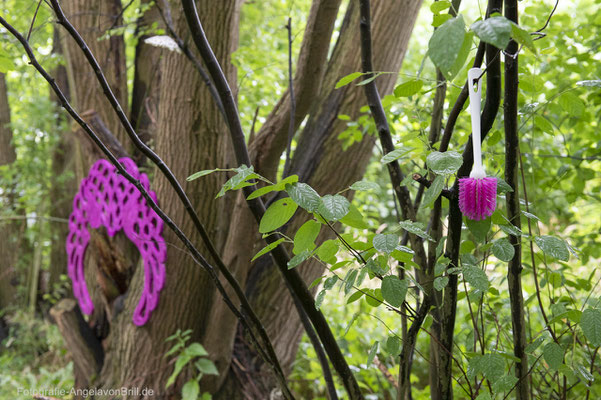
[283,17,296,177]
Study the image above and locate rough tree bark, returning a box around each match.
[0,72,21,311]
[47,28,76,296]
[97,1,242,396]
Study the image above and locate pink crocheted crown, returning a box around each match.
[66,158,166,326]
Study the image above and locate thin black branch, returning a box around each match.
[504,0,530,397]
[26,0,44,42]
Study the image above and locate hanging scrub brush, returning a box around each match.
[459,68,497,221]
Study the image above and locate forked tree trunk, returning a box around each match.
[216,1,422,397]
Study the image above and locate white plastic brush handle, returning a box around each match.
[468,68,485,179]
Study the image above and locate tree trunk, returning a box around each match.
[97,1,242,396]
[0,72,21,310]
[216,1,422,397]
[47,28,76,298]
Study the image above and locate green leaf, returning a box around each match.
[526,335,547,353]
[543,342,564,370]
[471,16,512,49]
[339,204,369,229]
[195,358,218,375]
[394,79,423,97]
[365,288,384,307]
[448,31,472,79]
[335,72,364,89]
[430,0,451,14]
[466,217,491,243]
[293,220,321,254]
[187,168,219,181]
[216,165,262,198]
[316,240,339,264]
[426,151,463,175]
[367,341,379,365]
[167,356,191,388]
[366,259,387,276]
[534,115,554,134]
[323,275,338,290]
[182,380,200,400]
[380,147,413,164]
[510,23,536,53]
[373,234,399,254]
[574,363,594,382]
[385,335,402,356]
[491,238,515,262]
[428,16,466,76]
[492,375,518,394]
[558,92,585,118]
[288,250,311,269]
[315,290,326,310]
[286,183,321,212]
[496,178,514,193]
[432,14,452,28]
[420,175,445,209]
[581,309,601,347]
[318,195,350,221]
[463,265,489,292]
[381,276,408,307]
[347,290,364,304]
[499,223,521,237]
[535,236,570,261]
[468,354,505,383]
[252,238,285,262]
[345,269,358,294]
[247,175,298,200]
[434,276,449,291]
[309,276,324,289]
[398,220,434,241]
[185,343,209,358]
[350,180,380,191]
[259,198,298,233]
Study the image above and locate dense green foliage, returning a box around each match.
[1,0,601,399]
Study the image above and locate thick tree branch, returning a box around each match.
[180,1,363,397]
[357,0,426,269]
[436,1,503,398]
[504,0,530,398]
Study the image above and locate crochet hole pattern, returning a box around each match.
[66,158,166,326]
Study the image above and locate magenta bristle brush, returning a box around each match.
[459,68,497,221]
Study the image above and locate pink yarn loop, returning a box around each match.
[458,177,497,221]
[66,158,166,326]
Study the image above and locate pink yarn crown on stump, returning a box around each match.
[66,158,166,326]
